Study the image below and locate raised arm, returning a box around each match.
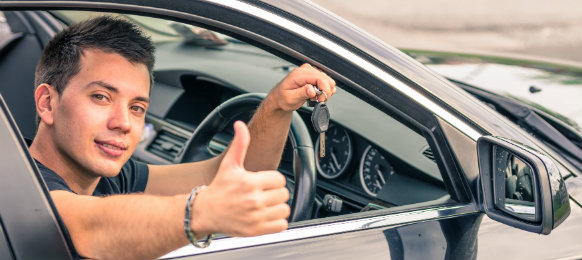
[145,64,335,195]
[244,63,336,171]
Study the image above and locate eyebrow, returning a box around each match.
[88,80,150,103]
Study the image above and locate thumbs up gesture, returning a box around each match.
[189,121,290,237]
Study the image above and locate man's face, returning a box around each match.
[51,49,150,178]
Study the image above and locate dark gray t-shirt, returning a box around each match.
[36,159,148,259]
[37,159,149,195]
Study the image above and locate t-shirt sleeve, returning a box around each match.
[36,161,75,193]
[118,158,149,193]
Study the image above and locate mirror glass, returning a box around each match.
[493,146,537,221]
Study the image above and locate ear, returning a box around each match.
[35,83,58,126]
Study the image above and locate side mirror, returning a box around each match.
[477,136,570,234]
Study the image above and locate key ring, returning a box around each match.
[319,91,328,103]
[313,86,327,103]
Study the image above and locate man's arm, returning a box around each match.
[53,122,290,259]
[145,64,336,195]
[50,191,187,259]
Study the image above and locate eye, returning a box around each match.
[92,94,107,101]
[130,105,146,113]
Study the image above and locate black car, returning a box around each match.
[0,1,580,259]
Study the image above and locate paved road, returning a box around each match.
[312,0,582,63]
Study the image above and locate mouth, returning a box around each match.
[95,140,128,157]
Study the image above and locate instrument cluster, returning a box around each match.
[314,123,398,198]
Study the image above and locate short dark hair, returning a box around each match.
[34,16,155,124]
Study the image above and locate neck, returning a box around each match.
[30,126,100,195]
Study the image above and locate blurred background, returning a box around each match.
[311,0,582,64]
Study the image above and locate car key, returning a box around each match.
[311,101,330,158]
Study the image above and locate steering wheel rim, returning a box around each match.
[177,93,316,222]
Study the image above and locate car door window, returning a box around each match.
[51,11,452,216]
[18,10,463,258]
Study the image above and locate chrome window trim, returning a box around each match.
[162,204,476,258]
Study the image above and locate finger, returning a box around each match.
[256,219,289,235]
[240,218,288,237]
[299,63,313,70]
[250,170,286,190]
[294,67,335,101]
[260,187,290,206]
[303,83,318,100]
[314,76,335,102]
[286,80,329,104]
[259,203,291,221]
[222,121,250,169]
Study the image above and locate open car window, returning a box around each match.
[50,11,453,217]
[1,9,462,258]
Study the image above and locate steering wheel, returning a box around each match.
[177,93,316,222]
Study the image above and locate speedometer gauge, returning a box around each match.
[359,145,395,197]
[315,124,352,179]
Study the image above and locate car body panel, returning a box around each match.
[408,50,582,129]
[0,96,72,259]
[162,205,480,259]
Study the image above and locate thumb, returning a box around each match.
[222,121,251,169]
[287,83,317,101]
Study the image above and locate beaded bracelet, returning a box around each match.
[184,185,214,248]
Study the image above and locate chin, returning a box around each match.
[88,159,127,178]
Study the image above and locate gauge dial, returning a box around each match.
[315,124,352,179]
[359,145,395,197]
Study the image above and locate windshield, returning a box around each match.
[406,50,582,130]
[409,51,582,172]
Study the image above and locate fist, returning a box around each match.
[268,63,336,111]
[191,121,290,237]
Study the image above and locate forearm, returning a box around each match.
[243,64,335,171]
[245,94,293,171]
[52,191,189,260]
[146,155,222,195]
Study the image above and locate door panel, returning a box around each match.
[0,95,72,260]
[166,211,481,260]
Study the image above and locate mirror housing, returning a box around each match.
[477,136,570,234]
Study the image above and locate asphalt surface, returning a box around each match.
[311,0,582,63]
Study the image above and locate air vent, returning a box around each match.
[147,130,187,161]
[422,147,436,162]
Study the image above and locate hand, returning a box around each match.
[191,121,290,237]
[267,63,336,111]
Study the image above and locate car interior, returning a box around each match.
[0,10,456,226]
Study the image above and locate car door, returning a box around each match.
[0,2,482,259]
[26,3,487,260]
[0,94,73,260]
[0,1,577,260]
[134,3,481,258]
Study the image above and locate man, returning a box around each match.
[29,16,335,259]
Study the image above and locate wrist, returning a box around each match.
[262,92,293,115]
[185,186,214,247]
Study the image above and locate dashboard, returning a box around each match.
[129,41,450,219]
[132,71,448,219]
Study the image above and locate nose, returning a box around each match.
[107,104,131,133]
